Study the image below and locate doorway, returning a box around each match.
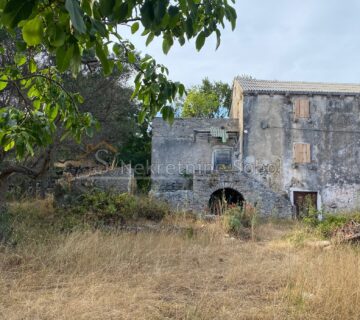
[208,188,244,215]
[293,191,318,219]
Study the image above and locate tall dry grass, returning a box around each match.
[282,245,360,319]
[0,220,293,320]
[1,202,360,319]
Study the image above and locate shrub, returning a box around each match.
[222,203,257,238]
[68,190,169,227]
[136,196,170,221]
[302,210,360,239]
[316,214,349,238]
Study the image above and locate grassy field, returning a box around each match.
[1,200,360,319]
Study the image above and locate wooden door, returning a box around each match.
[293,191,317,218]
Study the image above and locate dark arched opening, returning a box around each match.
[208,188,244,215]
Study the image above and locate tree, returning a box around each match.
[0,30,150,199]
[182,89,219,118]
[181,78,231,118]
[0,0,237,161]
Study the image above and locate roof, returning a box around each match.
[235,77,360,95]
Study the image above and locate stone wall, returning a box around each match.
[55,166,136,207]
[191,171,293,217]
[151,118,293,216]
[241,93,360,212]
[151,117,239,187]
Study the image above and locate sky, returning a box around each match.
[121,0,360,87]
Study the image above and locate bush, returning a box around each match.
[222,203,257,238]
[316,214,349,238]
[303,211,360,238]
[69,190,170,227]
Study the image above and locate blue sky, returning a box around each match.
[122,0,360,87]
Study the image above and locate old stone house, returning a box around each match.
[151,77,360,217]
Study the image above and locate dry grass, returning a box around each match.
[1,205,360,319]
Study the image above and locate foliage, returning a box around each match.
[222,203,257,238]
[200,78,232,111]
[59,64,152,169]
[0,0,237,159]
[2,192,170,244]
[182,89,219,118]
[315,214,349,238]
[70,190,170,226]
[0,30,97,159]
[298,192,360,239]
[118,126,152,193]
[181,78,231,118]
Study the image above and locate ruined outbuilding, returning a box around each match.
[151,77,360,217]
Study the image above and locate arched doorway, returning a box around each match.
[208,188,244,215]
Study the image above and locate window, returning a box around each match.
[213,149,232,170]
[293,143,311,163]
[294,98,310,119]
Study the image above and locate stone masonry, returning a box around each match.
[151,77,360,217]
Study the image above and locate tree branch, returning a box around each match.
[0,147,52,181]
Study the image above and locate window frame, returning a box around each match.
[212,147,233,171]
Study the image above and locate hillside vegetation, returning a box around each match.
[1,198,360,319]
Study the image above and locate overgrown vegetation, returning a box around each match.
[0,192,170,245]
[302,206,360,239]
[222,203,257,239]
[71,190,169,225]
[2,199,360,319]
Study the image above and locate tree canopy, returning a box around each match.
[181,78,231,118]
[0,0,237,160]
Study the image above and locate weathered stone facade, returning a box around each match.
[151,78,360,216]
[55,166,136,207]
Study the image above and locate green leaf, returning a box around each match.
[162,34,173,54]
[154,0,168,23]
[91,19,107,37]
[70,43,81,76]
[48,24,66,47]
[99,0,115,16]
[185,17,193,39]
[22,16,43,46]
[2,0,35,28]
[138,109,146,124]
[65,0,86,33]
[14,53,26,66]
[15,40,26,51]
[56,45,74,72]
[96,42,111,75]
[178,35,185,46]
[29,59,37,73]
[113,1,129,22]
[162,38,171,55]
[127,51,136,63]
[145,32,154,46]
[4,140,15,152]
[195,31,205,51]
[0,75,8,91]
[49,104,59,121]
[140,1,154,29]
[178,83,185,96]
[161,106,174,124]
[131,22,139,34]
[215,29,221,50]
